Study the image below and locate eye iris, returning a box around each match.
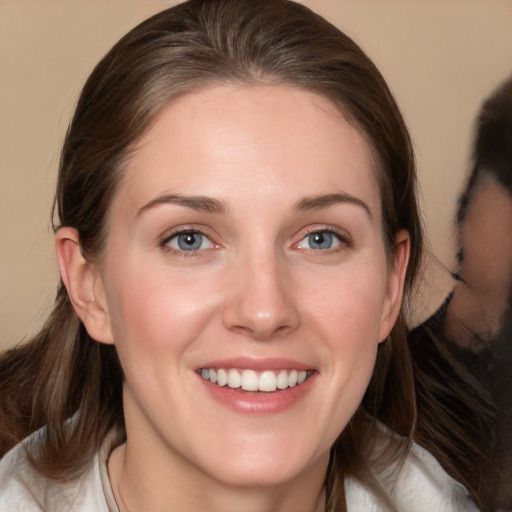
[308,231,332,250]
[177,233,202,250]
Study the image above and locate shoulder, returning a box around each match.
[391,440,478,511]
[345,432,480,512]
[0,428,112,512]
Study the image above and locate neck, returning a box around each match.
[109,440,327,512]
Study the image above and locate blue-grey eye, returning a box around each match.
[167,232,211,251]
[300,231,340,250]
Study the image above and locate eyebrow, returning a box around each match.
[136,192,371,218]
[294,193,372,218]
[137,194,227,216]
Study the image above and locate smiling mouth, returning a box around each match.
[199,368,312,392]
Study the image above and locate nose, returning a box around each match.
[222,251,300,341]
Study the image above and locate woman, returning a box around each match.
[0,0,495,510]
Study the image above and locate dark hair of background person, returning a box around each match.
[0,0,497,510]
[458,75,512,225]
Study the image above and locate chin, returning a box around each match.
[210,465,305,489]
[198,445,327,489]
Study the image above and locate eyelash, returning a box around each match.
[159,226,352,257]
[296,227,352,253]
[160,228,216,257]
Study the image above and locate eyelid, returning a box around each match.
[159,226,219,254]
[293,226,352,250]
[158,224,351,255]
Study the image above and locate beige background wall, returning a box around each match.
[1,0,511,349]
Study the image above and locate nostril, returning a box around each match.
[228,322,295,341]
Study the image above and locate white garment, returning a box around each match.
[0,427,479,512]
[0,428,119,512]
[344,439,479,511]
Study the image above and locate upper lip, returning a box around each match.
[197,357,314,372]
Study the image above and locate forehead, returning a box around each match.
[113,84,381,219]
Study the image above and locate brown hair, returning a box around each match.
[0,0,495,509]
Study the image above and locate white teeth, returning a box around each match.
[241,370,259,391]
[217,368,228,387]
[200,368,310,392]
[259,371,277,392]
[276,369,288,390]
[227,369,241,389]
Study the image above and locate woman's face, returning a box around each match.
[93,84,408,488]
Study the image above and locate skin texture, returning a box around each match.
[56,85,409,512]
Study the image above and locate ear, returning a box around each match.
[378,230,410,342]
[55,227,114,345]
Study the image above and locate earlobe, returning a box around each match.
[55,227,114,345]
[378,230,411,342]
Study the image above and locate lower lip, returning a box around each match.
[198,372,317,414]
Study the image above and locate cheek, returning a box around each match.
[303,265,387,343]
[104,264,222,358]
[327,278,383,379]
[302,262,387,399]
[293,270,385,452]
